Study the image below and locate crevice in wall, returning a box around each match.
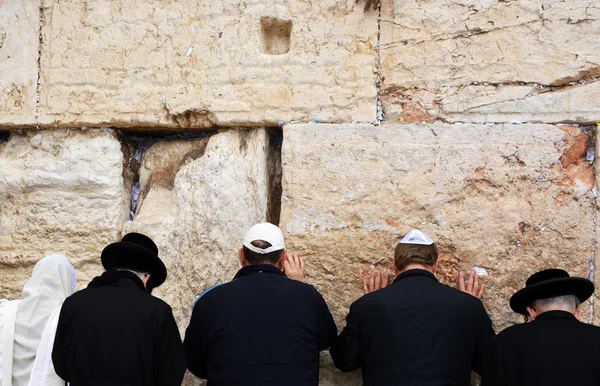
[117,130,216,220]
[375,0,383,124]
[35,1,44,127]
[266,128,283,226]
[0,131,9,147]
[591,125,598,324]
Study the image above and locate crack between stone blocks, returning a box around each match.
[374,1,383,125]
[590,126,598,325]
[35,1,44,128]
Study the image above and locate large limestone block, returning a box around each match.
[0,0,39,126]
[39,0,377,128]
[380,0,600,124]
[281,123,595,332]
[0,129,130,298]
[126,128,281,330]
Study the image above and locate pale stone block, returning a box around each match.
[281,123,595,332]
[0,0,39,126]
[380,0,600,123]
[0,129,130,297]
[39,0,378,128]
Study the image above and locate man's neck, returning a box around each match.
[396,264,435,276]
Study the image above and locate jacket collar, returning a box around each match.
[534,310,578,321]
[233,264,285,279]
[88,270,147,292]
[393,268,438,284]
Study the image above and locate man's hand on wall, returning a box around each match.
[283,251,305,282]
[363,270,390,294]
[458,271,485,299]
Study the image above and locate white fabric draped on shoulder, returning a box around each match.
[1,254,76,386]
[1,300,21,386]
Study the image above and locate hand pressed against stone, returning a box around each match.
[363,270,390,294]
[283,251,305,282]
[458,271,485,299]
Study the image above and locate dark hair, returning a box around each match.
[394,243,438,271]
[242,240,283,265]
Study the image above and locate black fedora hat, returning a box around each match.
[101,233,167,287]
[510,269,594,315]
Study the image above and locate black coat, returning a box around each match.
[330,269,495,386]
[52,270,186,386]
[481,310,600,386]
[184,264,337,386]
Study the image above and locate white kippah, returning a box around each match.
[242,222,286,254]
[400,229,434,245]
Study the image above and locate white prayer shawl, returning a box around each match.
[1,300,20,386]
[1,254,76,386]
[27,307,63,386]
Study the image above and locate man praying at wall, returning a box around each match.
[330,229,495,386]
[481,268,600,386]
[52,233,186,386]
[0,254,76,386]
[184,222,337,386]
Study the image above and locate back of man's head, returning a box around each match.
[242,240,284,265]
[241,223,286,266]
[394,243,438,271]
[532,294,580,314]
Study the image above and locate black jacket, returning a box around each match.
[184,264,337,386]
[330,269,495,386]
[52,270,186,386]
[481,310,600,386]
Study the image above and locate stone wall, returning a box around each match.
[1,0,599,385]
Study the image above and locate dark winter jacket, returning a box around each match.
[482,310,600,386]
[184,264,337,386]
[52,270,186,386]
[330,269,495,386]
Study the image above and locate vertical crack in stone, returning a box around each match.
[35,1,44,127]
[375,0,383,124]
[266,128,283,225]
[591,125,599,324]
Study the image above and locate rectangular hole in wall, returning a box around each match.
[260,17,292,55]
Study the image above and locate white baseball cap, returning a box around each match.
[243,222,286,254]
[400,229,434,245]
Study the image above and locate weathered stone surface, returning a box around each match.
[380,0,600,124]
[0,129,130,297]
[384,82,600,124]
[281,123,595,332]
[125,128,281,330]
[39,0,377,128]
[0,0,39,126]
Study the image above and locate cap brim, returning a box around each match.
[101,242,167,287]
[510,277,594,315]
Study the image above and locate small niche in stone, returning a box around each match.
[260,17,292,55]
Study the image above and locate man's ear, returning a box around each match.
[393,262,401,277]
[431,260,439,274]
[526,306,538,321]
[575,308,583,320]
[142,273,151,288]
[277,250,288,270]
[239,248,247,267]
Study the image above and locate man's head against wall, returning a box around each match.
[238,222,286,269]
[393,230,439,275]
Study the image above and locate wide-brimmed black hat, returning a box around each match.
[510,268,594,315]
[101,233,167,287]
